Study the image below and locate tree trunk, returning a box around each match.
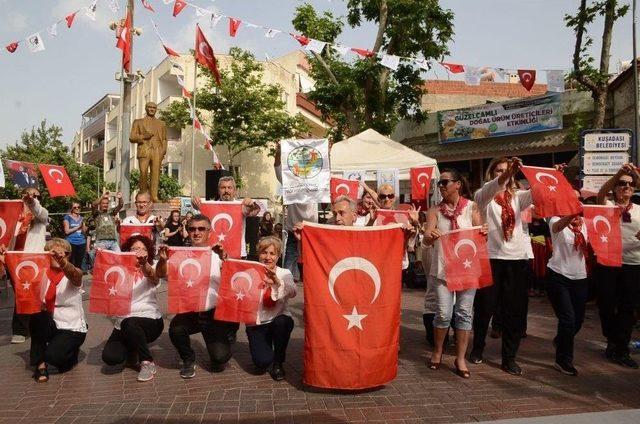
[592,89,608,130]
[363,0,389,129]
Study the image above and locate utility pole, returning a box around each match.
[633,0,640,165]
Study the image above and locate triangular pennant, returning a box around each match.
[107,0,120,13]
[306,39,326,54]
[65,12,77,28]
[518,69,536,91]
[6,42,19,53]
[264,28,281,38]
[546,70,565,93]
[47,23,58,38]
[173,0,187,17]
[195,7,209,17]
[414,58,431,71]
[141,0,155,12]
[210,14,222,27]
[351,47,375,58]
[464,66,481,86]
[229,17,241,37]
[380,54,400,71]
[164,44,180,57]
[27,33,45,53]
[440,62,464,73]
[86,1,98,21]
[334,44,349,56]
[292,34,310,46]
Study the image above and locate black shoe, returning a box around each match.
[269,362,285,381]
[469,350,483,365]
[211,362,225,373]
[501,361,522,376]
[605,344,615,360]
[612,353,639,369]
[179,361,196,379]
[554,362,578,376]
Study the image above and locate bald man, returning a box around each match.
[130,102,167,203]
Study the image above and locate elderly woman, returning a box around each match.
[101,235,163,382]
[0,238,86,382]
[423,169,484,378]
[596,164,640,369]
[246,236,297,381]
[377,183,397,210]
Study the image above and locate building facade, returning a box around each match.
[71,94,120,169]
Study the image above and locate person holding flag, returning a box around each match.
[100,235,163,382]
[121,192,165,247]
[245,236,297,381]
[596,164,640,369]
[91,191,124,253]
[355,182,379,227]
[423,169,484,378]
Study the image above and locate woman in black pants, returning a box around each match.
[596,164,640,369]
[101,235,164,381]
[246,236,297,381]
[63,202,86,269]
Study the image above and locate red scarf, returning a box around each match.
[569,217,588,257]
[494,190,516,241]
[438,197,469,230]
[44,268,65,313]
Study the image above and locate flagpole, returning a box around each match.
[119,0,134,207]
[191,56,197,199]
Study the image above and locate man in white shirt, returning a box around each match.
[122,192,165,246]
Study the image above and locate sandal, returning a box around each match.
[454,360,470,379]
[33,366,49,383]
[428,360,441,370]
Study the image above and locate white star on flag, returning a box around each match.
[235,291,245,300]
[186,280,195,288]
[264,28,280,38]
[306,39,326,54]
[108,286,117,296]
[548,186,557,192]
[217,233,226,242]
[343,306,367,330]
[600,235,608,243]
[22,282,31,290]
[48,23,58,38]
[27,33,45,53]
[381,54,400,71]
[463,259,472,269]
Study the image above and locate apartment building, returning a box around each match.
[71,94,120,168]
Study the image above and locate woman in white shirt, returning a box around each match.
[596,164,640,369]
[546,198,589,376]
[101,235,164,382]
[245,236,297,381]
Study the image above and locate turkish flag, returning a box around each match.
[410,166,434,201]
[119,223,154,248]
[65,12,77,28]
[199,201,244,258]
[520,166,582,218]
[302,222,404,389]
[518,70,536,91]
[89,250,138,316]
[229,18,241,37]
[330,178,359,202]
[5,252,50,314]
[440,227,493,292]
[214,259,266,325]
[173,0,187,17]
[351,48,375,58]
[6,42,18,53]
[38,164,76,197]
[167,247,212,313]
[374,209,411,227]
[116,10,132,73]
[0,200,23,248]
[583,205,622,267]
[195,24,221,86]
[292,34,310,46]
[441,62,465,73]
[164,44,180,57]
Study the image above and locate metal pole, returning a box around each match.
[190,57,197,198]
[633,0,640,165]
[119,0,134,206]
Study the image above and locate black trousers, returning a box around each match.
[472,259,530,363]
[596,264,640,355]
[169,310,239,365]
[246,315,294,369]
[102,317,164,365]
[545,269,588,365]
[69,243,86,269]
[10,274,30,336]
[29,311,86,372]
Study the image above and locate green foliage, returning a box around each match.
[128,169,184,201]
[292,0,454,140]
[160,48,308,170]
[159,98,192,130]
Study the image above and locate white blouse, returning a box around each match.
[547,217,588,280]
[114,272,162,330]
[254,266,297,325]
[430,201,475,281]
[606,201,640,265]
[42,276,88,333]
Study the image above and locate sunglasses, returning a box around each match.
[378,193,395,200]
[616,181,633,187]
[437,179,458,187]
[187,226,210,233]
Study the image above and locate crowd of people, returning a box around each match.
[0,155,638,387]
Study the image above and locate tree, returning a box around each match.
[160,47,308,175]
[292,0,454,140]
[128,169,184,201]
[565,0,629,128]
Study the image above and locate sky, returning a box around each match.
[0,0,635,150]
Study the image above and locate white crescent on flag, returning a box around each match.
[104,266,126,287]
[454,239,478,258]
[48,168,64,183]
[15,260,40,281]
[328,257,381,305]
[179,258,203,288]
[335,183,351,194]
[199,42,212,60]
[230,271,253,293]
[417,172,430,186]
[211,213,233,232]
[592,215,611,234]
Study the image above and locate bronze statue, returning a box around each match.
[129,102,167,203]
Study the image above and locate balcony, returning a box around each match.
[82,145,104,166]
[158,95,184,112]
[106,135,118,152]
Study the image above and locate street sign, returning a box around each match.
[580,128,634,193]
[583,132,631,151]
[583,152,630,175]
[582,175,611,195]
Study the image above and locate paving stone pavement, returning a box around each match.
[0,282,638,424]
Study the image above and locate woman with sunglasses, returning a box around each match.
[596,163,640,368]
[469,157,532,376]
[377,184,397,210]
[63,202,86,269]
[423,169,483,378]
[101,235,163,382]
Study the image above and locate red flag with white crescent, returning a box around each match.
[195,24,221,86]
[37,164,76,197]
[583,205,622,267]
[116,10,132,73]
[65,12,77,28]
[374,209,411,227]
[5,252,50,314]
[118,223,154,248]
[518,69,536,91]
[440,62,465,73]
[520,166,582,218]
[330,177,359,202]
[89,250,137,316]
[410,166,434,201]
[141,0,155,12]
[198,201,244,258]
[351,47,374,58]
[440,227,493,292]
[292,34,310,46]
[167,247,212,313]
[302,222,404,389]
[214,259,266,324]
[0,200,23,248]
[229,17,241,37]
[173,0,187,17]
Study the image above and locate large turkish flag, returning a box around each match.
[5,252,50,314]
[214,259,266,325]
[0,200,23,248]
[330,178,359,202]
[89,250,138,316]
[195,24,221,86]
[167,247,212,313]
[199,201,244,258]
[410,166,434,201]
[119,223,154,248]
[440,227,493,292]
[302,222,404,389]
[520,166,582,218]
[38,164,76,197]
[583,205,622,267]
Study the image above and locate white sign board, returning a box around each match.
[583,152,629,175]
[582,175,610,194]
[583,133,631,151]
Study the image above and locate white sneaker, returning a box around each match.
[137,361,157,382]
[11,335,26,344]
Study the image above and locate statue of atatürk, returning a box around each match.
[129,102,167,203]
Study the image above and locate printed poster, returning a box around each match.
[281,138,330,205]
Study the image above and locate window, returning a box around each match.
[163,162,181,180]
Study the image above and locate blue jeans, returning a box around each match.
[432,276,476,330]
[283,231,300,281]
[94,239,120,252]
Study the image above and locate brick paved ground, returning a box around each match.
[0,282,639,424]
